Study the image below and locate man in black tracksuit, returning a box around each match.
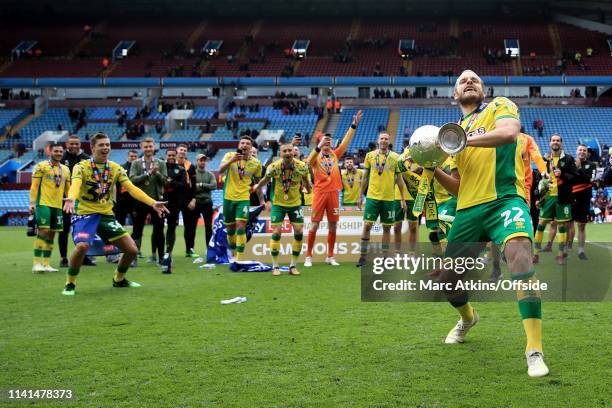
[59,134,94,267]
[160,149,188,273]
[568,144,596,259]
[193,154,217,248]
[176,144,199,257]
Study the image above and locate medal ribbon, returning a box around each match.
[321,154,333,176]
[142,158,153,176]
[375,150,389,176]
[236,154,245,180]
[48,160,62,187]
[458,102,487,132]
[347,169,355,188]
[90,158,110,197]
[280,161,294,193]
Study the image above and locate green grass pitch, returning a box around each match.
[1,224,611,407]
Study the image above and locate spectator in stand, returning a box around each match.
[335,99,341,113]
[534,119,544,138]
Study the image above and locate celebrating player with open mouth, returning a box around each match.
[254,143,312,276]
[61,133,169,296]
[433,70,549,377]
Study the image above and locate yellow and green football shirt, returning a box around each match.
[222,152,262,201]
[71,160,129,215]
[455,96,525,210]
[341,168,364,204]
[433,156,457,204]
[364,150,401,201]
[31,160,71,208]
[265,158,309,207]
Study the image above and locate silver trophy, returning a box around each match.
[408,123,467,168]
[406,123,466,216]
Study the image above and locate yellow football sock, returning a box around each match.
[270,233,281,267]
[235,228,246,261]
[291,231,303,266]
[456,303,475,322]
[33,236,45,265]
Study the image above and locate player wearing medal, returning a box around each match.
[219,135,263,262]
[357,132,406,266]
[29,142,71,273]
[433,70,549,377]
[533,134,577,265]
[254,143,312,275]
[61,133,169,296]
[129,137,167,264]
[341,156,364,207]
[304,111,362,267]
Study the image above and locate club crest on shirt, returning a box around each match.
[467,127,486,138]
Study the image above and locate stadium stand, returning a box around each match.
[0,109,30,130]
[89,107,138,121]
[165,129,202,141]
[0,18,609,77]
[0,190,30,212]
[0,149,14,163]
[3,109,74,147]
[191,107,217,120]
[334,108,390,153]
[76,123,126,141]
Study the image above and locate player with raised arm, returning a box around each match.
[218,135,263,262]
[61,133,169,296]
[433,70,549,377]
[304,110,362,267]
[29,142,71,273]
[254,143,312,276]
[357,132,406,266]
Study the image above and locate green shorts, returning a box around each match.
[271,205,304,225]
[446,196,532,257]
[364,198,395,225]
[394,200,418,222]
[35,205,63,231]
[437,197,457,223]
[223,199,250,224]
[343,201,359,206]
[539,196,571,222]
